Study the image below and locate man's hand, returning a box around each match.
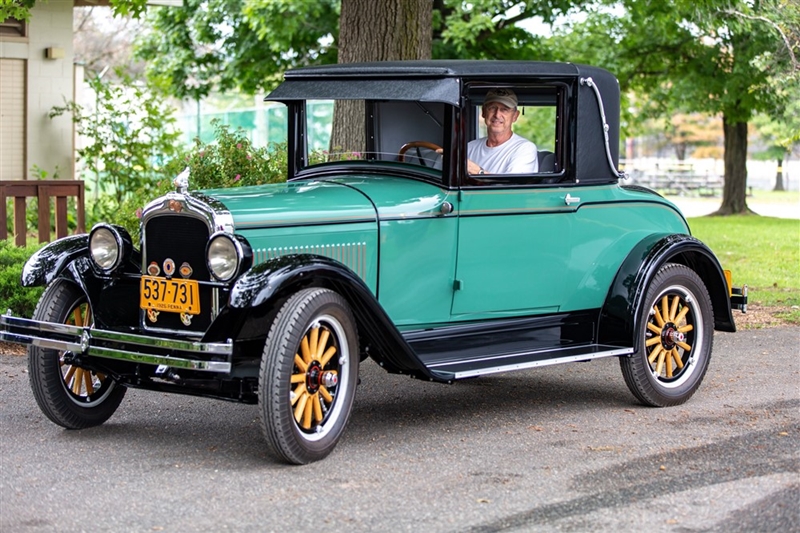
[467,159,483,175]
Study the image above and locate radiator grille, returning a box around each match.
[142,215,213,333]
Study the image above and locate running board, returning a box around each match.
[426,344,634,380]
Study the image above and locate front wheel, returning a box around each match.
[620,263,714,407]
[28,280,126,428]
[259,288,359,464]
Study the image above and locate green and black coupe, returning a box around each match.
[1,61,747,464]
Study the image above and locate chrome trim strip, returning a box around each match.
[88,328,232,355]
[0,314,232,373]
[429,346,634,379]
[87,346,232,372]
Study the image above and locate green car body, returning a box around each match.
[0,61,746,464]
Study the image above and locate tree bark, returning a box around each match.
[331,0,433,153]
[773,155,785,191]
[713,115,752,215]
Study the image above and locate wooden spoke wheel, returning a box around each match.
[28,280,125,428]
[259,288,359,464]
[621,263,713,407]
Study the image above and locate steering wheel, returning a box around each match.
[398,141,443,167]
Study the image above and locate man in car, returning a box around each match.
[467,88,539,175]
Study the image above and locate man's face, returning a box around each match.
[482,102,520,137]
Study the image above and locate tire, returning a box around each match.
[259,288,359,464]
[620,263,714,407]
[28,280,126,428]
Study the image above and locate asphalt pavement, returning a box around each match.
[1,327,798,532]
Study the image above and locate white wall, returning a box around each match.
[0,1,74,180]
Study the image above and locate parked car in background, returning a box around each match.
[1,61,747,464]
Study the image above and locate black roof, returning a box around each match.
[283,60,611,81]
[269,60,618,108]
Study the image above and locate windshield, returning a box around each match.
[303,99,446,172]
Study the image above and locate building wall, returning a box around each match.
[0,2,74,180]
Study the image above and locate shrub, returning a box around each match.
[0,241,45,318]
[49,70,183,214]
[180,120,288,190]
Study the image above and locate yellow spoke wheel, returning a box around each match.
[259,288,359,465]
[620,264,713,407]
[28,280,125,429]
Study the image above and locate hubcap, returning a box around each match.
[645,291,697,382]
[290,323,340,433]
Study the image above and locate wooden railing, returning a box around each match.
[1,180,85,247]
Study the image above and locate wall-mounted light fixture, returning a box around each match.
[45,47,65,60]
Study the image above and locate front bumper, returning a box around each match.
[0,312,232,373]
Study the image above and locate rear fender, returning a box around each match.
[599,234,736,351]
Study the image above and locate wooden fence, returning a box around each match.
[1,180,85,247]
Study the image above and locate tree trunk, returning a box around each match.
[331,0,433,153]
[674,142,686,160]
[773,155,785,191]
[713,115,752,215]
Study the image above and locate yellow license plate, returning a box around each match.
[140,276,200,315]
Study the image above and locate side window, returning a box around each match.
[466,85,563,185]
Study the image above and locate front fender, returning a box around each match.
[21,235,89,287]
[599,233,736,350]
[212,255,443,381]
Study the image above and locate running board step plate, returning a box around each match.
[425,344,634,380]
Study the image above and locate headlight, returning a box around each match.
[89,224,129,272]
[206,233,250,281]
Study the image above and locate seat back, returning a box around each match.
[538,150,555,172]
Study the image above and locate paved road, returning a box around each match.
[1,328,798,532]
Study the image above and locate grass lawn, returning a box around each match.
[687,214,800,324]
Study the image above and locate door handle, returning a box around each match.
[564,193,581,206]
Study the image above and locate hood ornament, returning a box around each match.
[173,167,190,194]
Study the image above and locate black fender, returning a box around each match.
[209,254,444,382]
[19,234,142,328]
[599,233,736,351]
[21,234,90,287]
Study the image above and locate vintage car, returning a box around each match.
[1,61,746,464]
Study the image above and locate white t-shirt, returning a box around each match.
[467,133,538,174]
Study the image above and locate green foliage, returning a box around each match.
[433,0,588,60]
[0,0,35,22]
[688,214,800,310]
[49,71,183,215]
[134,0,600,100]
[514,106,557,152]
[111,120,288,239]
[135,0,339,99]
[0,240,44,319]
[180,120,288,190]
[551,0,800,123]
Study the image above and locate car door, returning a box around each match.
[451,185,577,318]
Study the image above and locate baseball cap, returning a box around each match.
[484,88,518,109]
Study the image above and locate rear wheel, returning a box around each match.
[28,280,125,428]
[620,263,714,407]
[259,288,359,464]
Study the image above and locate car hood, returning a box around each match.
[201,176,451,230]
